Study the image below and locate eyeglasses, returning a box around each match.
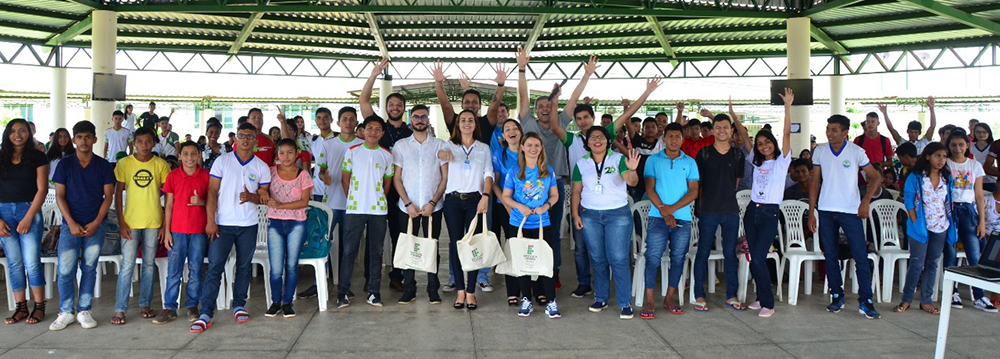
[411,115,429,120]
[589,135,607,141]
[236,133,256,139]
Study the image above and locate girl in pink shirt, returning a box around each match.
[264,139,314,317]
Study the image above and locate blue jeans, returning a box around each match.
[200,225,257,318]
[267,218,306,304]
[580,205,632,308]
[644,218,692,290]
[115,227,159,313]
[163,232,206,311]
[693,212,740,300]
[744,203,780,309]
[573,224,591,287]
[818,210,873,301]
[340,214,387,295]
[0,202,44,292]
[944,202,985,299]
[902,231,946,304]
[57,221,106,313]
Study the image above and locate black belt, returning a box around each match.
[447,192,482,200]
[751,201,779,209]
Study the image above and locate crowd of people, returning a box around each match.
[1,48,999,332]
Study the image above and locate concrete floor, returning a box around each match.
[1,236,998,359]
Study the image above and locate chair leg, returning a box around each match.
[737,257,749,303]
[787,259,801,306]
[774,257,785,302]
[315,262,328,311]
[3,265,14,311]
[689,260,697,305]
[44,263,54,300]
[803,261,814,295]
[633,258,645,307]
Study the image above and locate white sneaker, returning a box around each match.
[747,301,762,310]
[974,297,999,313]
[442,282,457,292]
[478,282,494,292]
[49,312,76,331]
[77,311,97,329]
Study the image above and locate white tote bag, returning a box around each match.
[508,217,554,278]
[494,236,517,276]
[392,217,438,273]
[457,213,506,272]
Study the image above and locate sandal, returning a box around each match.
[640,309,655,319]
[894,302,910,313]
[537,296,548,305]
[664,305,685,314]
[4,301,28,324]
[507,297,519,306]
[454,291,466,310]
[26,301,45,325]
[139,307,157,319]
[692,301,709,312]
[233,308,250,323]
[919,304,940,315]
[725,300,747,311]
[190,318,211,333]
[110,312,127,325]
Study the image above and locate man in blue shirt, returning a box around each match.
[640,122,699,318]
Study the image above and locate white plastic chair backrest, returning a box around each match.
[886,189,901,201]
[308,201,335,241]
[631,200,651,256]
[869,199,905,251]
[736,190,751,204]
[41,203,57,230]
[688,214,700,252]
[257,204,269,247]
[780,200,813,252]
[562,185,571,212]
[43,192,55,207]
[737,196,750,237]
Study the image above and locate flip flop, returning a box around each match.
[919,304,940,315]
[640,309,655,319]
[190,319,211,333]
[692,301,709,312]
[233,309,250,323]
[894,302,910,313]
[664,305,685,314]
[725,300,747,311]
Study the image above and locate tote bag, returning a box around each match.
[392,217,439,273]
[508,217,554,278]
[457,213,506,271]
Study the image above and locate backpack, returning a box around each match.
[299,205,331,259]
[856,134,889,162]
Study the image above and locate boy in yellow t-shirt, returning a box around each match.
[111,127,170,325]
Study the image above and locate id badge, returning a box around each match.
[594,183,603,194]
[463,160,472,171]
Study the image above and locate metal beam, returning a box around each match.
[817,2,1000,28]
[0,3,82,21]
[809,23,848,55]
[800,0,873,17]
[523,14,550,55]
[896,0,1000,36]
[228,12,264,58]
[65,0,103,9]
[363,12,389,59]
[45,14,93,46]
[645,16,678,67]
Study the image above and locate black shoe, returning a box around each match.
[428,292,442,304]
[282,304,295,318]
[367,293,383,307]
[571,285,593,298]
[337,293,350,309]
[297,285,318,299]
[348,290,356,299]
[398,292,416,305]
[389,281,404,292]
[264,303,282,317]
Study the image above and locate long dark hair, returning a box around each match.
[0,119,36,173]
[752,130,781,167]
[46,128,74,161]
[945,128,972,158]
[911,142,951,180]
[499,119,522,167]
[449,109,482,145]
[974,123,994,146]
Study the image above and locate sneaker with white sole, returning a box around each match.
[477,282,494,292]
[747,301,762,310]
[517,297,533,317]
[759,307,775,317]
[77,310,97,329]
[974,297,999,313]
[951,293,964,309]
[48,312,76,331]
[545,301,561,319]
[620,306,634,319]
[589,301,608,313]
[367,293,383,307]
[442,282,457,292]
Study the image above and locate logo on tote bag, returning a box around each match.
[471,248,481,259]
[410,243,423,260]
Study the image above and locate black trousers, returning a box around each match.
[397,210,443,295]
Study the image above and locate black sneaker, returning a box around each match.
[827,293,845,313]
[264,302,282,317]
[571,285,593,298]
[858,298,881,319]
[297,285,318,299]
[282,304,295,318]
[398,292,416,305]
[951,293,964,309]
[348,290,356,299]
[336,293,350,309]
[367,293,383,307]
[428,292,442,304]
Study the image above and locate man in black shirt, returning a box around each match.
[628,117,662,201]
[691,112,750,311]
[784,159,812,201]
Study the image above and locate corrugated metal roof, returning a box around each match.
[0,0,996,63]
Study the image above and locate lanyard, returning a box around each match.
[593,153,608,182]
[462,144,475,162]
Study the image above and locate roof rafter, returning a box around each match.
[800,0,879,17]
[363,12,389,59]
[809,23,848,55]
[228,12,264,58]
[523,14,550,55]
[44,13,93,46]
[645,16,678,67]
[896,0,1000,36]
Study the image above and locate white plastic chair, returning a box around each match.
[735,196,784,303]
[869,199,908,302]
[885,189,901,201]
[736,189,751,204]
[780,200,825,305]
[250,205,272,306]
[631,200,651,306]
[298,201,334,311]
[822,225,882,303]
[688,222,725,305]
[561,184,572,242]
[666,215,695,306]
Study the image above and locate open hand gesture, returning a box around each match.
[779,87,795,106]
[728,96,737,120]
[675,102,685,112]
[926,96,935,108]
[625,148,640,171]
[583,55,600,75]
[431,59,448,82]
[459,72,472,92]
[371,58,390,77]
[492,62,508,85]
[516,46,530,69]
[645,75,662,93]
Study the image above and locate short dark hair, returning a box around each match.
[699,122,712,131]
[228,132,236,138]
[685,118,701,128]
[534,96,549,107]
[907,120,922,132]
[866,112,879,120]
[178,140,199,153]
[827,115,851,131]
[664,122,683,134]
[247,108,263,117]
[149,101,156,107]
[276,138,298,152]
[574,104,595,119]
[601,114,614,120]
[712,113,733,127]
[158,116,170,123]
[896,142,917,158]
[316,107,332,118]
[237,116,248,125]
[112,110,124,118]
[939,124,956,135]
[133,127,156,141]
[642,117,657,127]
[497,103,509,112]
[463,89,481,103]
[125,104,133,109]
[362,115,386,131]
[631,117,642,123]
[207,120,222,132]
[337,106,356,119]
[582,126,613,153]
[386,93,407,109]
[655,112,668,119]
[411,104,429,114]
[72,121,96,136]
[791,158,813,171]
[237,122,257,132]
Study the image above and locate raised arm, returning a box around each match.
[615,76,662,130]
[924,96,937,140]
[486,63,508,126]
[564,56,599,118]
[548,83,567,142]
[674,102,687,126]
[879,103,902,145]
[516,46,531,119]
[431,60,456,129]
[731,97,753,154]
[360,58,390,119]
[778,87,794,156]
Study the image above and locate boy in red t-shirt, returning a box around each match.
[154,141,210,324]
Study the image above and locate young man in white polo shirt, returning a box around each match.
[808,114,883,319]
[191,122,271,333]
[337,116,394,308]
[104,110,132,166]
[392,105,448,304]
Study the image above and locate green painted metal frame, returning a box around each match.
[645,16,678,67]
[895,0,1000,37]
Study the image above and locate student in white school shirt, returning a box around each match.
[807,114,883,319]
[392,105,448,305]
[103,110,132,166]
[336,116,394,309]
